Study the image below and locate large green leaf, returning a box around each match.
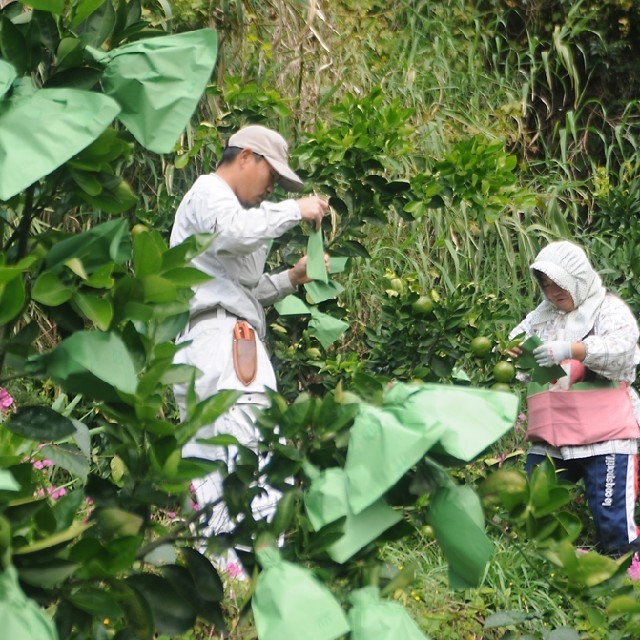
[126,573,196,636]
[5,405,76,441]
[68,587,124,619]
[72,291,113,330]
[0,17,28,75]
[45,218,131,272]
[40,443,90,482]
[32,272,74,306]
[74,0,116,48]
[180,547,224,601]
[27,0,65,13]
[36,330,138,401]
[19,560,80,588]
[0,275,25,324]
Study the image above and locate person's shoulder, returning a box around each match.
[601,291,635,315]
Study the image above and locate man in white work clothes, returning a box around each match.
[170,125,328,567]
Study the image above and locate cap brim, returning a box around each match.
[265,156,304,192]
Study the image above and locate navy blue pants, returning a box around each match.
[526,453,640,556]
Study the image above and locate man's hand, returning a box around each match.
[288,254,330,286]
[533,341,572,367]
[297,196,329,231]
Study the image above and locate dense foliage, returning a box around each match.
[2,0,640,638]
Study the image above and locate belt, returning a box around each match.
[188,306,229,330]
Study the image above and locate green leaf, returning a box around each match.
[96,507,143,537]
[68,587,124,619]
[484,610,530,628]
[37,330,138,401]
[112,579,154,640]
[72,291,113,330]
[26,0,64,13]
[162,267,212,287]
[0,275,25,323]
[178,390,242,444]
[32,271,74,306]
[70,168,103,195]
[180,548,224,602]
[126,573,197,636]
[19,560,80,588]
[45,218,130,272]
[141,275,177,303]
[133,231,163,277]
[13,520,87,554]
[55,37,84,69]
[40,443,90,482]
[79,176,137,213]
[0,17,28,75]
[5,405,76,440]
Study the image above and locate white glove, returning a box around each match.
[533,341,572,367]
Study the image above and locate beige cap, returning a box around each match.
[227,125,304,192]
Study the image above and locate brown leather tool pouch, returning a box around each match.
[233,320,258,385]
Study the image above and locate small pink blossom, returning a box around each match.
[165,511,176,519]
[33,459,54,470]
[226,562,245,579]
[49,487,67,500]
[628,554,640,581]
[0,387,14,409]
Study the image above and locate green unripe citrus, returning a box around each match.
[470,336,492,358]
[131,223,150,238]
[493,361,516,383]
[411,296,434,315]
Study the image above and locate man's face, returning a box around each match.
[236,153,279,207]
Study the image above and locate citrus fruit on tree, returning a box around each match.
[131,223,150,238]
[491,382,511,392]
[470,336,492,358]
[411,295,434,315]
[389,278,404,292]
[493,360,516,383]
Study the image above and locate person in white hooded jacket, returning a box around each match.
[506,240,640,556]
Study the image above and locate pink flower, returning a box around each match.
[0,388,14,409]
[33,459,54,470]
[166,511,176,519]
[628,554,640,581]
[226,562,245,579]
[49,487,67,500]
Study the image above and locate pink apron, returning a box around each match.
[526,383,639,447]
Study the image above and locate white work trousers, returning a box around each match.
[173,311,281,536]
